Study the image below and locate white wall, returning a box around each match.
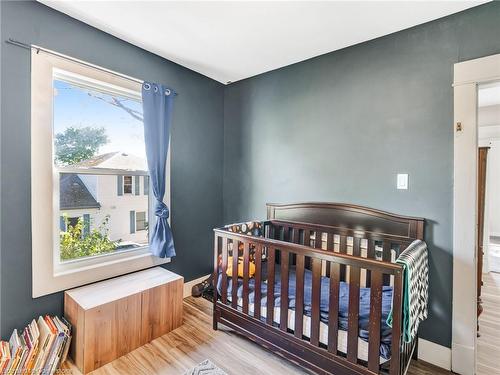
[478,104,500,126]
[486,141,500,236]
[478,98,500,273]
[479,100,500,238]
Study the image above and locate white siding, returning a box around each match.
[91,174,149,245]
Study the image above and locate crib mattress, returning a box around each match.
[236,298,389,365]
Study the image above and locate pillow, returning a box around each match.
[226,256,256,278]
[226,221,263,236]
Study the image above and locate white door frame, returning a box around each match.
[453,53,500,375]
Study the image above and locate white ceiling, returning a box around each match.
[39,1,486,84]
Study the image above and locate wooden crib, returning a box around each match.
[213,202,425,375]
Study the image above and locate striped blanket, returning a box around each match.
[387,239,428,343]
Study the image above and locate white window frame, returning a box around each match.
[31,49,170,298]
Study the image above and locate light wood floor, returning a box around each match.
[477,272,500,375]
[61,297,451,375]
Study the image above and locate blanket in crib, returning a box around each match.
[387,239,428,343]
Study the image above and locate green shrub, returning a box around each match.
[60,215,116,261]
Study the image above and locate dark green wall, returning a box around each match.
[223,3,500,348]
[0,1,223,337]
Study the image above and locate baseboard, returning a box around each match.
[418,339,452,371]
[451,342,475,375]
[183,274,210,298]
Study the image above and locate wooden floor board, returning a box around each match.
[61,297,452,375]
[478,272,500,375]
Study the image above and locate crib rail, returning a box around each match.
[213,225,408,375]
[267,219,413,287]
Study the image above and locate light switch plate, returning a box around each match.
[397,174,408,190]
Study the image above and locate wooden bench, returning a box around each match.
[64,267,183,374]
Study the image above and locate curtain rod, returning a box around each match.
[5,38,178,96]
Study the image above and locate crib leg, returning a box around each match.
[213,307,219,330]
[412,338,418,360]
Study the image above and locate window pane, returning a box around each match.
[53,79,145,168]
[123,175,133,194]
[54,78,149,262]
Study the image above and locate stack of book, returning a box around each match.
[0,315,72,375]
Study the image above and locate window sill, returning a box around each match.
[33,248,169,298]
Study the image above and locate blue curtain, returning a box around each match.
[142,82,175,258]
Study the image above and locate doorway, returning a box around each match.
[453,53,500,375]
[476,81,500,375]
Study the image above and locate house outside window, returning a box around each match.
[31,50,169,297]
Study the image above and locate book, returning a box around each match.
[6,330,23,375]
[52,336,71,372]
[31,316,57,374]
[20,320,40,375]
[0,341,11,374]
[53,317,72,365]
[14,335,29,375]
[2,315,71,375]
[42,316,73,375]
[41,331,64,375]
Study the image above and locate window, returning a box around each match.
[59,214,90,245]
[67,217,80,228]
[136,211,147,231]
[123,176,133,194]
[31,50,169,297]
[54,76,151,262]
